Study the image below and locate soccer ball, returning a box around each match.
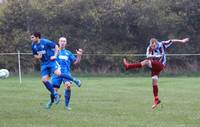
[0,69,9,79]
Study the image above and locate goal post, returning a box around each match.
[17,51,22,84]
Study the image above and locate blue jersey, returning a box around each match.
[32,38,56,64]
[56,49,76,73]
[146,40,172,65]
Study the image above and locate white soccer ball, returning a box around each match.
[0,69,9,79]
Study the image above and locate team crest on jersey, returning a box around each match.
[59,55,69,60]
[37,50,46,54]
[41,45,44,49]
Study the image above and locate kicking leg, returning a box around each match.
[54,69,81,87]
[123,58,150,70]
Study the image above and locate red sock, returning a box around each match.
[153,85,158,100]
[127,63,142,69]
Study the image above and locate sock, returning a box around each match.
[43,81,55,95]
[127,63,142,69]
[60,73,74,81]
[54,91,58,97]
[50,93,54,103]
[65,89,71,108]
[153,85,158,100]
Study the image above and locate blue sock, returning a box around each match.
[65,89,71,108]
[42,81,55,95]
[50,93,54,103]
[54,92,58,96]
[60,73,75,81]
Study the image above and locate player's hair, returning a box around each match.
[150,38,158,44]
[31,32,41,39]
[59,37,67,43]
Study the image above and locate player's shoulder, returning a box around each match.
[65,50,76,58]
[31,43,37,49]
[40,38,47,41]
[157,41,163,47]
[40,38,54,44]
[31,42,35,46]
[63,49,73,54]
[59,49,70,55]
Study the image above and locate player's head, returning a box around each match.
[59,37,67,49]
[150,38,158,50]
[31,32,41,43]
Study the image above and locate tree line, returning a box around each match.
[0,0,199,74]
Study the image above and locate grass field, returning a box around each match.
[0,76,200,127]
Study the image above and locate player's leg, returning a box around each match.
[151,61,164,109]
[51,76,62,105]
[41,65,59,109]
[41,74,56,109]
[64,81,72,111]
[55,70,81,87]
[41,65,55,96]
[45,76,62,109]
[52,61,81,87]
[151,75,161,109]
[53,82,62,98]
[123,58,150,70]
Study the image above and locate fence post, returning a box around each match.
[17,51,22,84]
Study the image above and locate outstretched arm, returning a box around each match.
[162,38,189,49]
[171,38,189,43]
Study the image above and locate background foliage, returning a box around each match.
[0,0,200,74]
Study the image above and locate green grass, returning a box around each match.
[0,76,200,127]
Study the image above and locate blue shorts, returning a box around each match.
[51,73,72,88]
[40,61,60,78]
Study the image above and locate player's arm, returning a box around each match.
[162,38,189,49]
[32,46,42,59]
[50,44,59,60]
[170,38,189,43]
[73,49,83,65]
[45,39,58,60]
[34,54,42,59]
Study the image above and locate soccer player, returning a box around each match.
[51,37,83,110]
[31,32,81,108]
[123,38,189,109]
